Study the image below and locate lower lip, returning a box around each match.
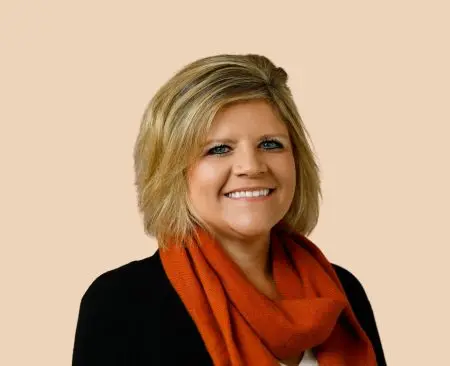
[224,189,275,201]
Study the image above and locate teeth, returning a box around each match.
[226,189,271,198]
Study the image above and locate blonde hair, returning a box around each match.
[133,54,322,249]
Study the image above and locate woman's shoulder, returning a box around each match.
[72,252,174,365]
[331,263,377,323]
[331,263,374,311]
[332,264,367,294]
[79,251,167,311]
[332,263,387,365]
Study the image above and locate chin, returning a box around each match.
[226,222,275,238]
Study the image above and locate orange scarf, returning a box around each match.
[159,222,377,365]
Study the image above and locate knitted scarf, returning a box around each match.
[159,223,377,365]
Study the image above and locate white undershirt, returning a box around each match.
[279,348,318,366]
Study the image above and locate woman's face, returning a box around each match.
[187,99,296,242]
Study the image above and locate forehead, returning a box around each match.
[207,100,288,136]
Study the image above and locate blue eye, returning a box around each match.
[208,144,230,155]
[206,139,283,156]
[261,139,283,149]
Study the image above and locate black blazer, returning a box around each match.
[72,250,387,365]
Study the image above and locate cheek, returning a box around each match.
[188,162,227,195]
[275,155,296,182]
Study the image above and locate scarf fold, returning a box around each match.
[159,222,377,366]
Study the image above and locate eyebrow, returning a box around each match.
[204,134,290,146]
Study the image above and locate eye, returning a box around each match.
[261,139,284,150]
[207,144,230,155]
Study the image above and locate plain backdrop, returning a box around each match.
[1,1,449,365]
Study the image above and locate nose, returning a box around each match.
[233,146,268,177]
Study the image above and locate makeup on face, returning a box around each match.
[186,100,296,239]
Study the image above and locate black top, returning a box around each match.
[72,250,387,365]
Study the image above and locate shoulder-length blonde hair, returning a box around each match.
[133,54,322,249]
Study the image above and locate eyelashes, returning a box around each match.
[206,139,284,156]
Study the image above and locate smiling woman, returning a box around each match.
[72,54,387,366]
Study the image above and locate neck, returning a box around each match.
[213,229,274,283]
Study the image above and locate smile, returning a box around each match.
[224,188,275,200]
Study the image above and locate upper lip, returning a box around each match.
[224,186,275,195]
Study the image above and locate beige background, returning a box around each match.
[1,1,449,365]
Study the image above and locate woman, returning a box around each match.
[72,54,387,365]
